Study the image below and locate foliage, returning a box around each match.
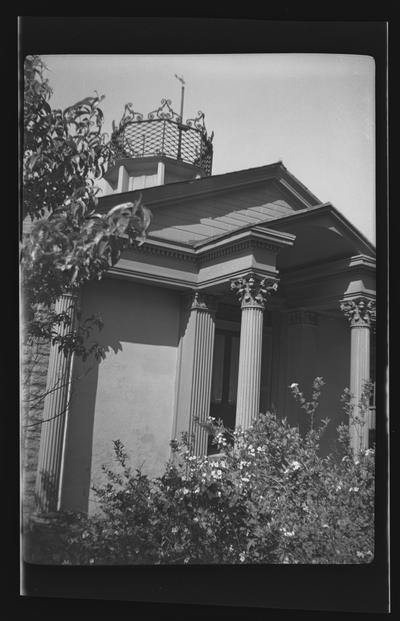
[25,381,375,565]
[22,55,151,359]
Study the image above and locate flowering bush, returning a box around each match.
[25,382,375,565]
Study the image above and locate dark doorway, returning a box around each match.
[208,329,240,454]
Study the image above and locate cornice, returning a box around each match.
[133,240,197,263]
[98,163,286,212]
[107,266,196,289]
[283,254,376,287]
[277,178,314,209]
[128,226,295,268]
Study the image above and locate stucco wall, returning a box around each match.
[60,278,181,514]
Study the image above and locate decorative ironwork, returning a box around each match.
[147,98,182,123]
[109,99,214,176]
[186,110,206,133]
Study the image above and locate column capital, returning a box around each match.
[185,291,218,314]
[340,296,376,328]
[231,272,278,310]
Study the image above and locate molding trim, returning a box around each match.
[277,178,313,209]
[133,241,196,263]
[283,254,376,286]
[122,227,295,274]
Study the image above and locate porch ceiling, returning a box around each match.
[256,203,375,273]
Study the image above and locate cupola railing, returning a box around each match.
[109,99,214,176]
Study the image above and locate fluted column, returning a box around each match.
[231,273,278,429]
[340,296,376,454]
[174,292,217,455]
[35,293,77,512]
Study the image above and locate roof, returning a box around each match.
[98,161,374,265]
[98,161,323,246]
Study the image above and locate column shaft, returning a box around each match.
[174,293,216,455]
[189,308,216,455]
[349,325,371,452]
[35,294,77,512]
[340,296,375,454]
[231,273,278,430]
[235,306,264,428]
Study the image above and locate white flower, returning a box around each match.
[241,477,250,483]
[239,551,246,562]
[290,383,299,389]
[356,551,365,558]
[284,460,301,475]
[281,527,295,537]
[171,526,179,534]
[349,487,359,493]
[182,487,190,495]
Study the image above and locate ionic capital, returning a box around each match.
[231,272,279,310]
[340,296,376,328]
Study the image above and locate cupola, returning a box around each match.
[100,96,214,196]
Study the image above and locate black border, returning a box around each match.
[16,16,389,615]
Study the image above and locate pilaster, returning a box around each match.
[173,292,217,455]
[35,293,77,513]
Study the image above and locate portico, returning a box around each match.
[31,160,376,515]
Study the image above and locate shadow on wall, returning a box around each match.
[61,278,181,514]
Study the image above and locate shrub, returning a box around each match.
[25,382,375,565]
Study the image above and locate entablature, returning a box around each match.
[108,227,295,292]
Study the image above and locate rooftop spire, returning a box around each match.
[174,74,186,122]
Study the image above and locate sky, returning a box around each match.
[41,54,375,244]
